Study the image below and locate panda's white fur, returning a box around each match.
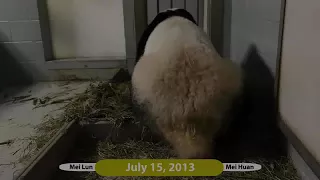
[132,9,243,159]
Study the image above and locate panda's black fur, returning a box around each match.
[110,9,196,84]
[135,8,197,65]
[132,8,198,142]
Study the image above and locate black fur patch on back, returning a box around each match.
[135,9,197,64]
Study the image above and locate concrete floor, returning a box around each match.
[0,81,92,180]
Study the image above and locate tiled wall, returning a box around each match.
[0,0,128,87]
[0,0,43,57]
[0,0,46,88]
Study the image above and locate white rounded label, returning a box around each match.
[223,163,262,172]
[59,163,96,172]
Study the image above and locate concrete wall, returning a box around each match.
[0,0,128,88]
[0,0,43,89]
[279,0,320,172]
[0,0,43,64]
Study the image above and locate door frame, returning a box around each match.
[204,0,225,57]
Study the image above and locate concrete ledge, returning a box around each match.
[12,120,156,180]
[45,58,127,70]
[14,120,80,180]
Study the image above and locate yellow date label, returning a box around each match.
[96,159,223,176]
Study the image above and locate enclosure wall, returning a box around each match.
[0,0,44,88]
[224,0,320,178]
[279,0,320,178]
[225,0,282,75]
[0,0,134,85]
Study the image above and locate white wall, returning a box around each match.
[47,0,126,59]
[279,0,320,163]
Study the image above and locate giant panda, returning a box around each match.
[132,8,243,159]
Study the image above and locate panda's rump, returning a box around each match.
[152,46,222,126]
[133,43,242,133]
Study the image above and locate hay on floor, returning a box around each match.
[29,80,299,180]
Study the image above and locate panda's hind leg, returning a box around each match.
[131,92,163,143]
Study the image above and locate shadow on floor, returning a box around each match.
[215,44,287,162]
